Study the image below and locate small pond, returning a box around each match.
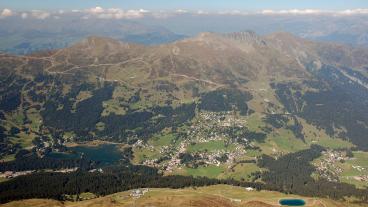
[279,198,306,206]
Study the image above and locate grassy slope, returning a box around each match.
[2,185,366,207]
[186,140,235,153]
[130,107,357,183]
[339,151,368,188]
[184,165,226,178]
[312,150,368,189]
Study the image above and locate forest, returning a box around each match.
[1,144,368,204]
[0,162,263,203]
[99,103,196,141]
[0,68,367,204]
[272,65,368,150]
[257,145,368,201]
[199,88,253,115]
[0,154,93,172]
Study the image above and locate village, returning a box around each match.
[314,150,368,184]
[139,111,251,173]
[314,150,345,182]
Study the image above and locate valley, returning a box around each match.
[0,31,368,204]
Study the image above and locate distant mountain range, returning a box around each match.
[2,14,368,55]
[140,14,368,47]
[0,17,186,54]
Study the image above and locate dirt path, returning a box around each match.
[170,73,223,87]
[44,57,144,74]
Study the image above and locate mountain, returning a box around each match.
[0,18,186,55]
[0,31,368,203]
[3,14,368,55]
[1,30,368,154]
[1,31,368,151]
[143,14,368,47]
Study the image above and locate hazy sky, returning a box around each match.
[1,0,368,11]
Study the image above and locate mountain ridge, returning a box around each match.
[1,30,367,148]
[1,30,368,204]
[2,31,368,91]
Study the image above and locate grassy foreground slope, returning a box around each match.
[2,185,367,207]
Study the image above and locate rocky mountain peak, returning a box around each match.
[223,31,267,46]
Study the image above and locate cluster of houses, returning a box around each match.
[130,188,149,199]
[165,142,188,172]
[130,110,263,176]
[135,111,253,173]
[188,112,247,143]
[314,150,368,185]
[141,141,187,172]
[315,150,346,182]
[227,146,247,163]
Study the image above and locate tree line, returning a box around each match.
[256,145,368,202]
[0,164,263,204]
